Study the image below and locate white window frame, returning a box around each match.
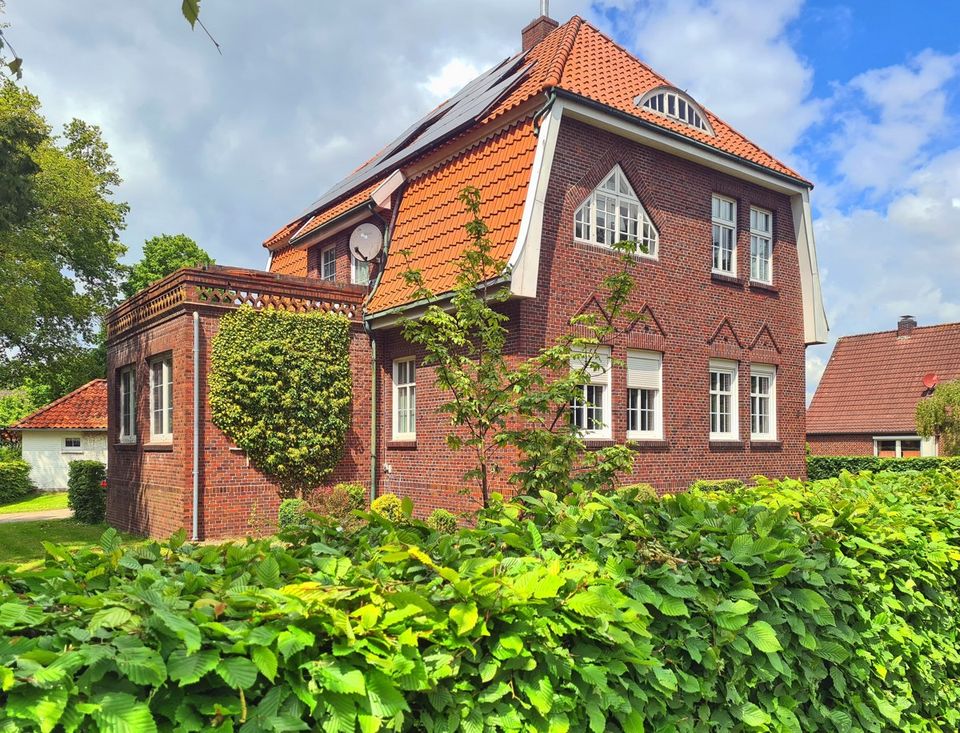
[392,357,416,441]
[570,346,612,440]
[709,359,739,441]
[749,363,777,441]
[573,165,659,258]
[711,195,737,276]
[626,349,663,440]
[119,365,137,444]
[636,88,714,134]
[352,252,370,286]
[321,245,336,281]
[749,206,773,285]
[149,355,173,443]
[872,436,933,458]
[63,436,83,453]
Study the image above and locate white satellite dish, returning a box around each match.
[349,223,383,261]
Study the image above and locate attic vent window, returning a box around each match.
[636,88,713,134]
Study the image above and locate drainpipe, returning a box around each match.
[192,311,200,541]
[367,325,378,505]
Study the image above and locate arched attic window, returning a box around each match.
[574,165,659,258]
[635,87,714,135]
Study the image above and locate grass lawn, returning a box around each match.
[0,519,134,570]
[0,491,69,514]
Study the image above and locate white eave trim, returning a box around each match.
[371,169,405,210]
[508,98,829,345]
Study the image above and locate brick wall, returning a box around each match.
[107,307,371,540]
[806,433,875,456]
[370,116,810,510]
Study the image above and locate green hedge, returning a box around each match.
[66,460,106,523]
[0,458,33,503]
[1,470,959,730]
[807,454,960,480]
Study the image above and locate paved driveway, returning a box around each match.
[0,509,74,524]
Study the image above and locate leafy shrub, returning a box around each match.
[0,444,22,461]
[618,482,657,500]
[807,454,960,480]
[370,492,409,523]
[66,460,105,523]
[333,482,367,510]
[0,458,33,503]
[2,470,959,731]
[426,508,458,533]
[209,307,352,496]
[277,498,306,530]
[688,477,745,492]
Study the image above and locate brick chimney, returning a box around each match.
[897,315,917,338]
[522,2,558,52]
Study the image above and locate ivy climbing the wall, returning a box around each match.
[209,306,352,496]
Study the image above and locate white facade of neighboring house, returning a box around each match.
[19,430,108,491]
[9,379,108,492]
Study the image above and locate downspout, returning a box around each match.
[192,311,200,541]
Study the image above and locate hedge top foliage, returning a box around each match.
[1,470,959,731]
[806,454,960,480]
[208,307,352,495]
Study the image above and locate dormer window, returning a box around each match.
[636,87,713,135]
[573,165,659,258]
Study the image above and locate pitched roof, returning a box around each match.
[266,15,809,313]
[807,323,960,434]
[11,379,108,431]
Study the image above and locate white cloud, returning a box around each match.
[805,353,827,403]
[420,58,482,102]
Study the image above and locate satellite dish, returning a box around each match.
[923,373,939,389]
[349,223,383,261]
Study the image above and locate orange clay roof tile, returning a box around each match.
[269,245,308,277]
[11,379,108,431]
[807,322,960,434]
[366,117,538,313]
[289,178,382,243]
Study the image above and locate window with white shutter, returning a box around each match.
[626,350,663,439]
[570,346,612,439]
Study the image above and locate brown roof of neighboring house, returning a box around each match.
[10,379,108,431]
[807,322,960,434]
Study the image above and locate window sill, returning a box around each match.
[572,238,659,262]
[144,443,174,453]
[387,440,417,451]
[750,439,782,450]
[62,450,84,455]
[114,442,138,450]
[709,439,744,451]
[626,439,670,451]
[749,280,779,294]
[583,439,615,450]
[711,272,743,287]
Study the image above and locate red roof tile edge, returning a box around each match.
[10,379,108,431]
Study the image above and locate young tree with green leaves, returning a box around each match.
[917,379,960,456]
[401,187,640,508]
[123,233,214,298]
[0,82,127,395]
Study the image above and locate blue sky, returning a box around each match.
[6,1,960,399]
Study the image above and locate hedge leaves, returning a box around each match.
[208,306,352,495]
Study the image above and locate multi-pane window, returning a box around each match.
[150,356,173,441]
[64,437,82,452]
[392,358,416,440]
[574,166,659,257]
[321,245,336,281]
[709,360,738,440]
[570,347,611,439]
[711,195,736,275]
[638,89,712,133]
[750,207,773,284]
[874,437,925,458]
[119,365,136,443]
[750,364,776,440]
[626,350,663,439]
[352,253,370,286]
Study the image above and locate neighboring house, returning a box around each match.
[808,316,959,457]
[9,380,108,490]
[105,13,828,539]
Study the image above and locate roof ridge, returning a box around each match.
[543,15,583,88]
[835,320,960,342]
[10,379,106,430]
[576,18,675,88]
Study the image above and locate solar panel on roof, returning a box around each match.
[293,52,532,225]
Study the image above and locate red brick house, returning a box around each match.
[106,13,828,539]
[807,316,959,457]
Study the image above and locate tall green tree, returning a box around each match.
[917,379,960,456]
[0,82,127,395]
[123,233,214,298]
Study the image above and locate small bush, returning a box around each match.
[333,482,367,510]
[0,459,33,503]
[370,492,407,523]
[0,443,22,461]
[427,508,458,533]
[807,455,960,480]
[277,498,307,530]
[618,482,658,500]
[66,460,106,524]
[688,477,745,492]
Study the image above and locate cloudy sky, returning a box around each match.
[6,1,960,399]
